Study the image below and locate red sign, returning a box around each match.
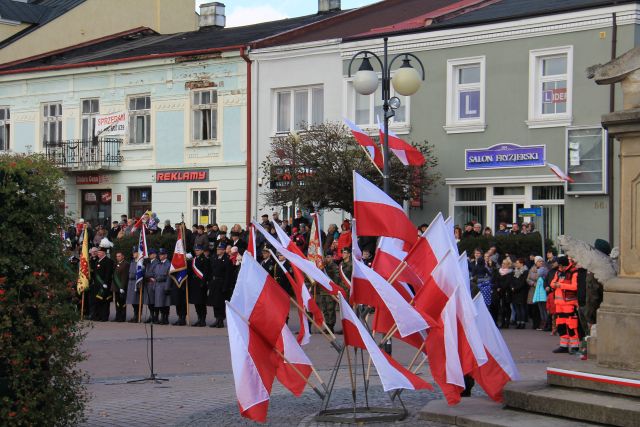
[76,175,110,185]
[101,191,112,203]
[156,169,209,183]
[543,88,567,104]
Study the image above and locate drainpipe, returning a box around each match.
[608,12,617,245]
[241,47,252,226]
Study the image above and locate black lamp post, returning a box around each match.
[347,37,426,194]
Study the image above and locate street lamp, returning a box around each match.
[348,37,425,194]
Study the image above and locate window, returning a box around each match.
[192,89,217,141]
[192,189,217,226]
[275,86,323,133]
[566,127,606,194]
[128,95,151,144]
[348,80,406,128]
[0,107,9,151]
[445,57,485,133]
[528,46,573,127]
[81,99,99,141]
[42,102,62,145]
[129,187,152,219]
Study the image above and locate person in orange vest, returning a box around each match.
[551,256,580,354]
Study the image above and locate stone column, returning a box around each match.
[598,110,640,371]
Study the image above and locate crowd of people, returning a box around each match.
[65,211,608,355]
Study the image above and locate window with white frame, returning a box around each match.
[275,86,323,133]
[128,95,151,144]
[445,57,485,133]
[566,127,606,194]
[0,107,9,151]
[347,79,407,128]
[528,46,573,127]
[81,99,99,141]
[192,189,217,226]
[192,89,217,141]
[42,102,62,145]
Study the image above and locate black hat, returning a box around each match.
[218,242,227,250]
[158,248,168,255]
[325,250,334,256]
[194,244,204,251]
[132,246,138,253]
[148,248,157,255]
[594,239,611,256]
[341,247,352,254]
[557,256,570,267]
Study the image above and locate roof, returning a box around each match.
[0,10,346,73]
[0,0,85,48]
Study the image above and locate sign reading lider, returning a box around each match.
[465,143,546,170]
[156,169,209,182]
[95,112,127,136]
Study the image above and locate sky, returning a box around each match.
[195,0,379,27]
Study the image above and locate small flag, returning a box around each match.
[377,116,425,166]
[547,163,575,183]
[76,224,90,294]
[344,118,383,169]
[135,224,148,288]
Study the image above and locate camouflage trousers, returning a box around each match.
[316,293,337,328]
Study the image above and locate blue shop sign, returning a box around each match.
[465,143,546,170]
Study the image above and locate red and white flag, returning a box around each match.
[169,226,188,288]
[275,325,313,396]
[372,237,423,289]
[345,118,383,169]
[307,213,324,269]
[351,259,427,337]
[377,116,425,166]
[229,252,291,348]
[472,293,520,401]
[350,218,363,262]
[353,171,417,245]
[548,162,574,183]
[226,302,276,423]
[255,220,345,296]
[339,294,433,392]
[247,224,256,257]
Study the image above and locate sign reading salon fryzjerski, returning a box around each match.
[465,143,546,170]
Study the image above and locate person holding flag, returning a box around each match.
[126,245,142,322]
[113,250,129,322]
[76,223,91,319]
[170,225,189,326]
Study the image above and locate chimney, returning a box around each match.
[199,2,225,28]
[318,0,340,13]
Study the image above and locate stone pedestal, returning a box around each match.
[599,110,640,371]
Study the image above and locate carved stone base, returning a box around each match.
[596,277,640,371]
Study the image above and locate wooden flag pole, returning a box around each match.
[345,342,357,412]
[181,221,191,326]
[138,283,144,323]
[80,291,85,321]
[358,145,383,177]
[407,341,426,371]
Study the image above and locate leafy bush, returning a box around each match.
[457,232,555,258]
[0,154,87,426]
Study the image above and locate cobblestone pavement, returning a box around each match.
[80,305,574,426]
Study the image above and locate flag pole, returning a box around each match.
[138,285,143,323]
[345,342,357,415]
[81,291,85,321]
[358,145,383,177]
[226,302,325,399]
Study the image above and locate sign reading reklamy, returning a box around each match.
[465,143,546,170]
[95,112,127,136]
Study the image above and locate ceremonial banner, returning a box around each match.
[169,226,187,288]
[77,224,90,294]
[307,213,323,269]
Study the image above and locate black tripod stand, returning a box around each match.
[127,305,169,384]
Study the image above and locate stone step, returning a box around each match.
[547,361,640,398]
[419,397,600,427]
[504,380,640,427]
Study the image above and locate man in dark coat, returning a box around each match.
[93,246,114,322]
[154,248,172,325]
[208,243,231,328]
[170,259,189,326]
[260,246,276,276]
[143,249,159,323]
[189,245,210,326]
[87,246,99,320]
[113,250,129,322]
[126,246,142,322]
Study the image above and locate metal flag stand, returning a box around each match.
[312,310,408,424]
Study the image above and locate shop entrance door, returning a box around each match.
[82,189,112,228]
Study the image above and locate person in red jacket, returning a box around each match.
[551,256,580,354]
[336,219,352,255]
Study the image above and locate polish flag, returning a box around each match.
[307,213,324,269]
[345,118,383,169]
[548,162,575,183]
[350,218,363,262]
[372,236,423,290]
[169,226,188,288]
[226,302,277,422]
[472,294,520,401]
[229,252,291,348]
[377,116,425,166]
[254,220,345,296]
[339,294,434,392]
[275,325,313,396]
[353,171,417,245]
[247,224,256,257]
[350,259,428,337]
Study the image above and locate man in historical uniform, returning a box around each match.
[113,250,129,322]
[208,242,231,328]
[126,246,142,322]
[260,246,276,276]
[143,249,159,323]
[340,246,353,293]
[87,246,99,320]
[93,245,114,322]
[317,250,342,333]
[154,248,172,325]
[189,245,210,327]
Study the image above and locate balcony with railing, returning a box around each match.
[45,138,123,172]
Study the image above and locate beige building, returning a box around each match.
[0,0,197,65]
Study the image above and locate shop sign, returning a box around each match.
[465,143,546,170]
[101,191,112,203]
[84,192,97,202]
[95,111,127,136]
[156,169,209,183]
[518,207,542,217]
[543,88,567,104]
[269,165,316,190]
[76,174,110,185]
